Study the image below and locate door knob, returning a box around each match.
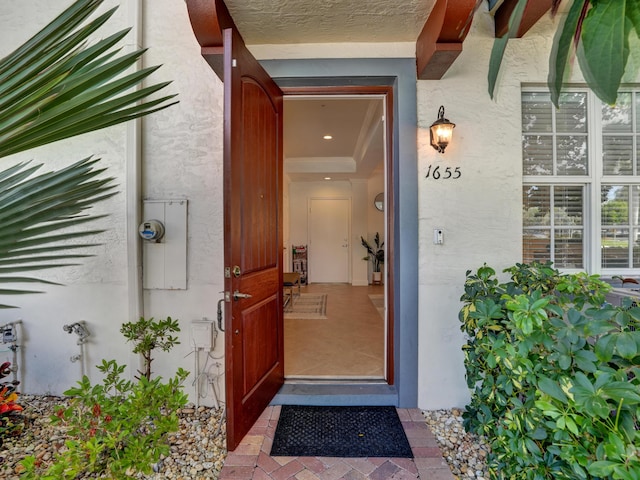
[233,290,252,301]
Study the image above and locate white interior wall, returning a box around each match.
[367,171,385,235]
[289,181,372,285]
[351,180,369,286]
[363,172,385,283]
[283,174,292,271]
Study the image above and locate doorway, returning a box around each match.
[309,198,350,283]
[282,91,390,381]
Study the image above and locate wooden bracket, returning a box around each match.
[416,0,477,80]
[185,0,237,78]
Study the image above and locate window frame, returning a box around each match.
[522,86,640,275]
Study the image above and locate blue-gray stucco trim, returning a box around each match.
[262,58,419,408]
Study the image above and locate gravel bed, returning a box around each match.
[0,395,227,479]
[424,408,491,480]
[1,396,488,479]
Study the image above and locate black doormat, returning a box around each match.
[270,405,413,458]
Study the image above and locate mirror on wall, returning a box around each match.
[374,192,384,211]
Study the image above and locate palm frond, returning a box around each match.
[0,0,178,158]
[0,158,117,307]
[0,0,179,307]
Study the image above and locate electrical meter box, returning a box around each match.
[191,320,214,350]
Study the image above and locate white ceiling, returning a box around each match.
[284,97,385,182]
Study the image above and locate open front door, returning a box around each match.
[223,27,284,450]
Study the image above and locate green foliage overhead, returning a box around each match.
[489,0,640,106]
[0,0,177,307]
[0,0,177,158]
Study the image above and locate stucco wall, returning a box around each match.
[0,0,134,394]
[0,0,225,406]
[140,0,225,403]
[4,0,639,411]
[414,10,605,409]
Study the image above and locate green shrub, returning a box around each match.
[120,316,181,380]
[20,316,187,478]
[460,262,640,480]
[20,360,188,479]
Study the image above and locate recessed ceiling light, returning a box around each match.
[323,135,333,140]
[324,177,332,180]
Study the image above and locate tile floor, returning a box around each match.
[219,406,454,480]
[285,284,385,379]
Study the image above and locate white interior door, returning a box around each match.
[309,198,350,283]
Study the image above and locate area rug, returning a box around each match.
[284,293,327,319]
[368,294,385,319]
[270,405,413,458]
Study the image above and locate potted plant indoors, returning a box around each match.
[361,233,384,284]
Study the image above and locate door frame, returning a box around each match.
[282,82,396,385]
[265,61,419,408]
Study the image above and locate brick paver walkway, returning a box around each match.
[220,406,454,479]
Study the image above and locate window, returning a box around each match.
[522,89,640,273]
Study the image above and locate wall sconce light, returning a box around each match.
[430,106,455,153]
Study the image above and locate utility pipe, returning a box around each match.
[124,0,145,378]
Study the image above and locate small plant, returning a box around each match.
[361,232,384,272]
[0,362,22,443]
[20,360,188,479]
[120,316,180,380]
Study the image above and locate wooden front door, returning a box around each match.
[223,27,284,450]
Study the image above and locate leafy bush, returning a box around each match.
[20,360,188,479]
[21,316,186,478]
[460,262,640,479]
[0,362,22,442]
[120,316,181,380]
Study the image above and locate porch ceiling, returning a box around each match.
[185,0,553,182]
[223,0,435,44]
[188,1,552,81]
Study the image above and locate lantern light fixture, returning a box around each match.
[430,106,455,154]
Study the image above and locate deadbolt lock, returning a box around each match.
[233,266,241,277]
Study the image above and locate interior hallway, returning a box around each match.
[284,283,385,379]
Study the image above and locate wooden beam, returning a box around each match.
[185,0,237,78]
[494,0,553,38]
[416,0,477,80]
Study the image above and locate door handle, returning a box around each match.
[233,290,252,301]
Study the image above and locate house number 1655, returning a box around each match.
[425,165,461,179]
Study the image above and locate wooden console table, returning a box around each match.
[283,272,301,306]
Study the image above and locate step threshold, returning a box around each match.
[272,381,398,406]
